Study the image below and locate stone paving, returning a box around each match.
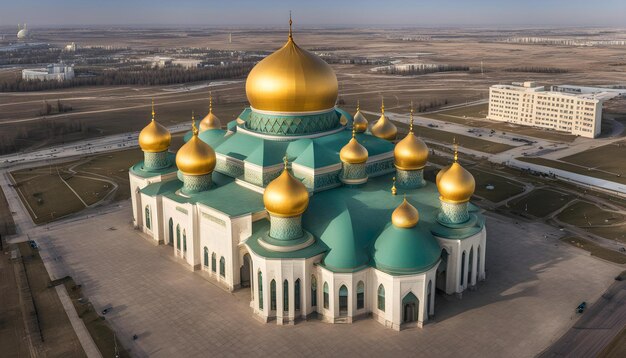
[33,202,623,357]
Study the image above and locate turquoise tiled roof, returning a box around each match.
[373,223,441,275]
[129,152,178,178]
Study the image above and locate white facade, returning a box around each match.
[22,63,75,82]
[487,82,605,138]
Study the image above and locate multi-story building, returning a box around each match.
[487,81,608,138]
[22,63,75,82]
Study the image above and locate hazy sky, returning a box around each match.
[2,0,626,27]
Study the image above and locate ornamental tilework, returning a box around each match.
[314,171,341,191]
[341,163,367,181]
[144,151,170,170]
[246,111,340,135]
[216,159,244,178]
[396,169,425,189]
[366,159,395,177]
[438,200,470,225]
[182,174,212,195]
[269,215,304,240]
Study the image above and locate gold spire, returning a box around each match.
[175,111,216,176]
[394,102,429,170]
[409,101,414,133]
[391,177,397,195]
[357,99,360,111]
[288,11,293,40]
[151,98,155,121]
[352,99,368,133]
[381,97,385,114]
[199,92,222,131]
[209,91,213,113]
[191,111,198,136]
[352,126,356,138]
[453,137,458,162]
[436,137,475,204]
[371,97,397,140]
[340,127,368,164]
[283,154,288,170]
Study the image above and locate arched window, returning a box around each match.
[283,280,289,312]
[461,251,466,287]
[219,257,225,277]
[270,280,277,311]
[258,271,264,310]
[168,218,174,246]
[183,230,187,252]
[311,275,317,307]
[339,285,348,315]
[427,280,432,316]
[323,282,329,309]
[377,284,385,312]
[211,253,216,273]
[468,247,474,285]
[176,224,181,249]
[295,279,301,311]
[203,247,209,268]
[477,246,481,279]
[357,281,365,309]
[145,205,151,229]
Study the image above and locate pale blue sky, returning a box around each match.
[2,0,625,27]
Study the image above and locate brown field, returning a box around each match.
[560,140,626,176]
[507,188,575,218]
[560,237,626,264]
[0,186,16,235]
[517,157,626,186]
[11,148,144,224]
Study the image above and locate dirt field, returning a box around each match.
[517,157,626,186]
[10,148,143,224]
[471,169,526,203]
[560,140,626,177]
[560,237,626,265]
[0,186,16,235]
[507,188,575,218]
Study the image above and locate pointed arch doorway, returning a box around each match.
[402,292,419,324]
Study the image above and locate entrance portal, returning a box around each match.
[240,254,251,288]
[402,292,419,323]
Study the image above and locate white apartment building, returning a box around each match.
[487,81,609,138]
[22,63,75,82]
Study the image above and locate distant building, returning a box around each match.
[487,82,624,138]
[64,42,77,52]
[22,63,75,81]
[17,23,29,39]
[172,59,201,69]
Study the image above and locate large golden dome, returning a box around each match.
[199,94,222,131]
[245,23,338,113]
[436,155,475,203]
[176,118,216,176]
[340,129,368,164]
[138,103,171,153]
[371,99,397,141]
[263,158,310,217]
[391,197,419,228]
[394,110,428,170]
[352,101,368,133]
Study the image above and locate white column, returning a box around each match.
[471,246,478,286]
[288,279,295,322]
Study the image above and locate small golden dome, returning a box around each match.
[437,147,475,203]
[394,108,428,170]
[245,19,338,112]
[138,101,171,153]
[176,116,216,176]
[371,99,397,141]
[352,101,368,133]
[199,93,222,131]
[391,197,419,228]
[263,157,310,217]
[340,129,368,164]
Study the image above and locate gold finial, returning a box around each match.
[381,97,385,114]
[409,101,414,133]
[352,126,356,138]
[283,155,289,170]
[151,98,155,121]
[357,99,360,111]
[453,137,458,162]
[391,176,397,195]
[288,11,293,40]
[192,111,198,136]
[209,91,213,113]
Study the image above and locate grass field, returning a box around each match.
[394,120,516,154]
[517,156,626,185]
[422,103,578,143]
[560,140,626,177]
[560,237,626,265]
[11,148,144,224]
[471,169,526,203]
[557,201,625,227]
[507,188,575,218]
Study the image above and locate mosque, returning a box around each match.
[129,19,486,330]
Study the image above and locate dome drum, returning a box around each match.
[437,200,470,225]
[143,151,170,170]
[246,109,340,136]
[395,169,425,189]
[339,163,368,185]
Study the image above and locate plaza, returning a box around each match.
[34,201,622,357]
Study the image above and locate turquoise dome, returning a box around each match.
[183,128,227,147]
[373,223,441,275]
[320,209,369,272]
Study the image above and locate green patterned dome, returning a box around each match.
[319,209,369,272]
[373,223,440,275]
[246,108,342,136]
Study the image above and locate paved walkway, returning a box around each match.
[31,203,622,357]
